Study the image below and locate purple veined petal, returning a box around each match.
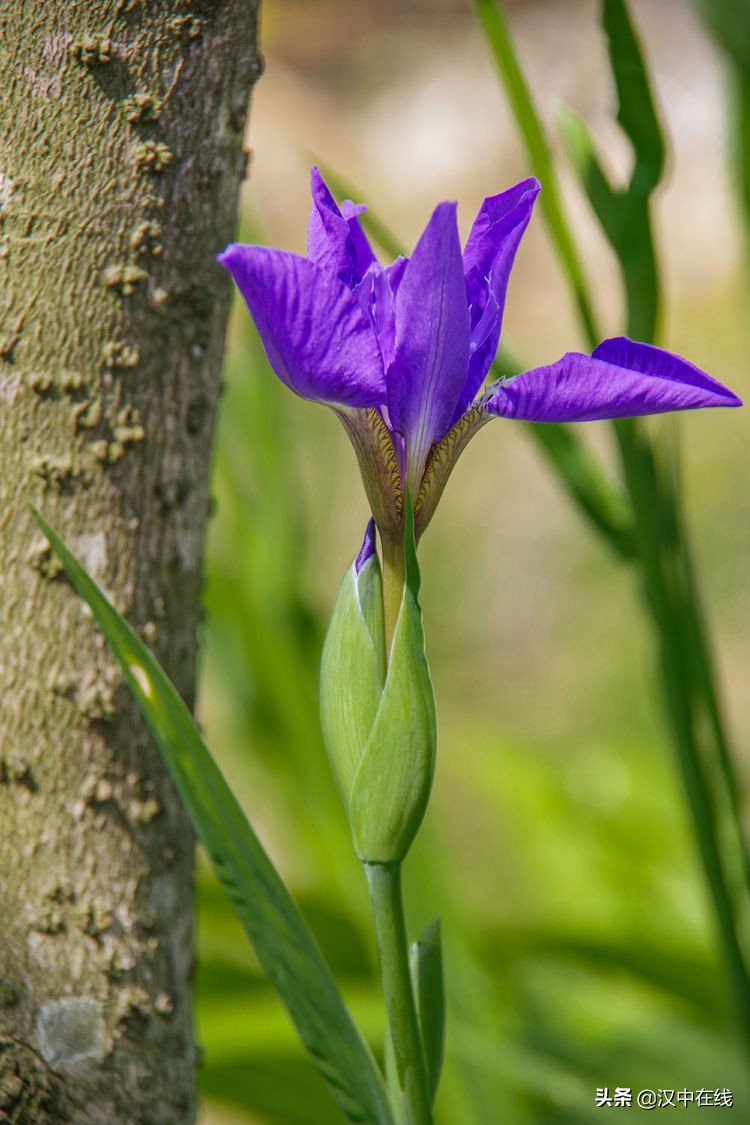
[484,342,742,422]
[364,256,408,369]
[341,199,378,280]
[387,202,471,485]
[467,285,500,373]
[458,178,541,411]
[218,244,386,408]
[592,337,743,404]
[307,168,375,288]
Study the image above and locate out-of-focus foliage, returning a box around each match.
[194,323,749,1124]
[194,2,750,1121]
[691,0,750,235]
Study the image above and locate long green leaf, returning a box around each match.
[524,420,635,557]
[738,71,750,234]
[690,0,750,76]
[558,105,659,342]
[31,506,394,1125]
[690,0,750,234]
[471,0,599,347]
[601,0,663,340]
[558,0,663,340]
[603,0,664,194]
[490,348,634,556]
[409,918,444,1103]
[557,107,622,248]
[477,0,750,1052]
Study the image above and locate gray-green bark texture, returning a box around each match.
[0,2,260,1121]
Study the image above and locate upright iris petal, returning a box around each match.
[307,167,377,287]
[387,202,471,486]
[459,178,540,416]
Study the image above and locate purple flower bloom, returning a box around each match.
[219,169,741,539]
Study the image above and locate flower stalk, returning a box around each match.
[365,862,434,1125]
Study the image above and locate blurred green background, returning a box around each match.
[194,1,750,1121]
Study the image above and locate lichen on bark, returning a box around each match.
[0,2,261,1120]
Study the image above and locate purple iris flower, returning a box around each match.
[218,168,740,540]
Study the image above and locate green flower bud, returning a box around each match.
[320,517,436,864]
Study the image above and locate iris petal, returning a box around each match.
[458,178,540,412]
[387,202,471,483]
[307,168,376,288]
[341,199,378,280]
[218,244,386,408]
[592,337,742,403]
[484,339,742,422]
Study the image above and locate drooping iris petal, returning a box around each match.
[218,244,386,408]
[458,178,540,412]
[484,340,742,422]
[387,202,471,482]
[307,167,376,288]
[592,337,742,404]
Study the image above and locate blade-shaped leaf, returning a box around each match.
[409,918,444,1103]
[738,71,750,234]
[602,0,663,340]
[31,505,393,1125]
[524,420,635,558]
[471,0,599,348]
[490,353,636,557]
[557,104,659,342]
[557,106,623,248]
[691,0,750,74]
[690,1,750,233]
[603,0,665,195]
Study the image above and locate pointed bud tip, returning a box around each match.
[355,518,378,574]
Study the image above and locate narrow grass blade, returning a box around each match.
[471,0,599,347]
[690,0,750,234]
[30,506,394,1125]
[559,0,664,341]
[524,420,635,557]
[602,0,663,340]
[490,347,634,556]
[557,107,622,248]
[558,105,658,342]
[602,0,664,194]
[409,918,445,1103]
[476,0,750,1053]
[612,424,750,1049]
[738,72,750,233]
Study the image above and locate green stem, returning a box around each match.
[365,863,433,1125]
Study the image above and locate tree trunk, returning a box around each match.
[0,3,260,1121]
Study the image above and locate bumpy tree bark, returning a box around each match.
[0,3,260,1121]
